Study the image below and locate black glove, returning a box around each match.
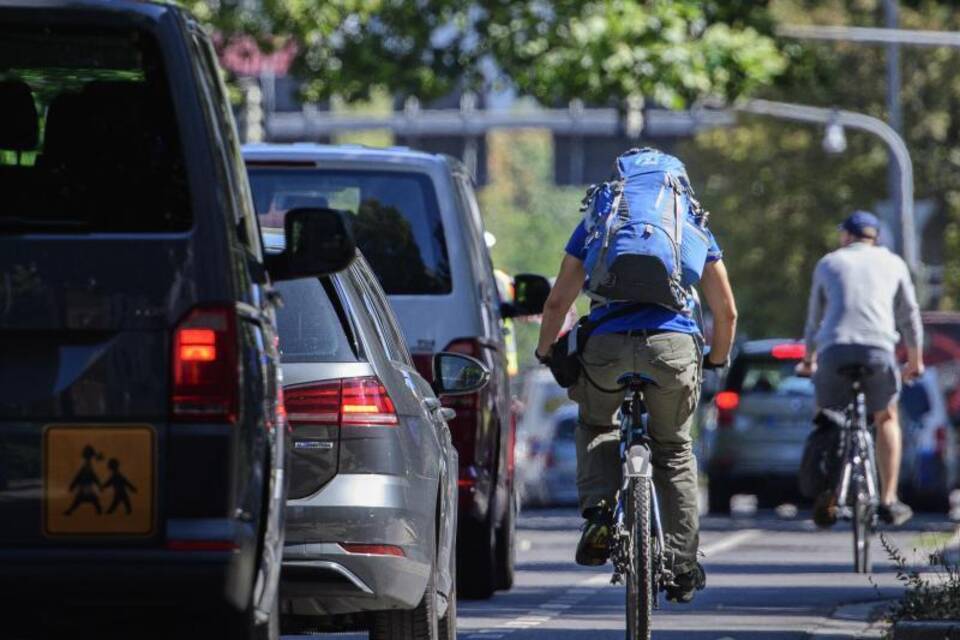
[535,347,551,365]
[703,353,727,370]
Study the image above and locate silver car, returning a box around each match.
[266,232,488,639]
[517,404,580,507]
[245,144,550,599]
[702,339,815,513]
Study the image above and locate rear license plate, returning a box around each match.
[43,425,155,536]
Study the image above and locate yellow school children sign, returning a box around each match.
[43,425,155,536]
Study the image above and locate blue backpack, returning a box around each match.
[581,148,712,311]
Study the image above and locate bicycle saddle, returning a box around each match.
[616,373,658,389]
[837,364,874,379]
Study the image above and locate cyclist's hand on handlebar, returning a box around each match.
[902,360,924,382]
[795,360,816,378]
[702,353,727,370]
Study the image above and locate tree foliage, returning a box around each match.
[479,1,785,109]
[181,0,786,106]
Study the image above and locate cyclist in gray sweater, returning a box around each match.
[797,211,923,527]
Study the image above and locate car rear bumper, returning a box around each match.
[281,473,435,616]
[0,517,258,614]
[281,543,430,615]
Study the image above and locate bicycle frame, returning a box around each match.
[610,385,670,599]
[835,380,880,518]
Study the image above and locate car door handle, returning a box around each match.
[422,397,441,412]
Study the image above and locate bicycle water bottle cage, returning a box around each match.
[617,373,658,390]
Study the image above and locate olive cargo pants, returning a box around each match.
[568,331,702,574]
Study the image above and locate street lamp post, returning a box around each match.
[735,99,917,274]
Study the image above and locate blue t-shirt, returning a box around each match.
[565,221,722,336]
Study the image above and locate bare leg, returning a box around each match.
[874,404,901,505]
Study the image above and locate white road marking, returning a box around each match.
[700,529,761,558]
[465,530,760,637]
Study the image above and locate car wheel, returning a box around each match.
[457,511,497,599]
[708,477,732,515]
[370,558,440,640]
[495,489,517,591]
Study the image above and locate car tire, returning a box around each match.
[457,511,497,599]
[708,477,732,515]
[438,584,457,640]
[495,488,517,591]
[369,558,440,640]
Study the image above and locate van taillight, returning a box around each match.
[285,377,397,428]
[171,306,238,423]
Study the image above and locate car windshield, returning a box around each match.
[0,23,191,232]
[728,358,813,396]
[248,167,451,295]
[274,278,358,363]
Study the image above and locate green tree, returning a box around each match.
[181,0,787,106]
[676,0,960,338]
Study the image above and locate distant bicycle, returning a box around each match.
[609,373,670,640]
[801,364,881,573]
[833,365,881,573]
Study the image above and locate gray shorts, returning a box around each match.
[814,344,901,414]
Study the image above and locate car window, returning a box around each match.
[727,358,813,396]
[274,277,358,363]
[247,167,451,294]
[352,261,412,365]
[0,23,191,232]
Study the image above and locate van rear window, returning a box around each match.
[0,23,191,232]
[248,168,452,295]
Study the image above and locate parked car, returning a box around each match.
[702,340,815,513]
[243,144,550,598]
[0,3,347,637]
[263,230,483,639]
[899,368,958,510]
[516,404,580,507]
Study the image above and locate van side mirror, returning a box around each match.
[432,352,490,397]
[502,273,551,318]
[265,208,356,281]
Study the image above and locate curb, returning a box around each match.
[891,620,960,640]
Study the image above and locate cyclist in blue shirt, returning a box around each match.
[536,217,737,604]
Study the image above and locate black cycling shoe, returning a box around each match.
[575,503,613,566]
[665,563,706,604]
[878,501,913,526]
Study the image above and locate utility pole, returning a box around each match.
[884,0,904,254]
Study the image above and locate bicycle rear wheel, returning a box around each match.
[853,498,872,574]
[625,477,653,640]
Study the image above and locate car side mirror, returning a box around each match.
[432,352,490,397]
[502,273,551,318]
[265,208,356,281]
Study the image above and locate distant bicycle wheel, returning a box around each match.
[625,477,653,640]
[853,498,872,574]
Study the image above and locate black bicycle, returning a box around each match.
[609,373,670,640]
[832,364,881,573]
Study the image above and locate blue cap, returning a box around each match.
[840,210,880,239]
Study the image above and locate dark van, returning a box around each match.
[0,2,352,638]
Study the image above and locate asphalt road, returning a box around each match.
[288,506,958,640]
